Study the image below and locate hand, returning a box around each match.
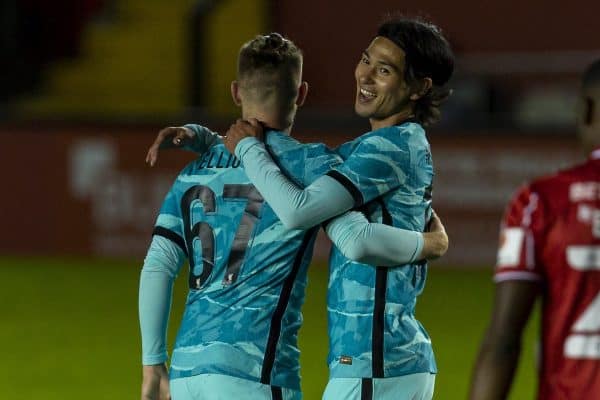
[146,126,194,167]
[223,118,265,154]
[421,210,449,260]
[141,364,171,400]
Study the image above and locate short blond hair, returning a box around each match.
[237,33,303,100]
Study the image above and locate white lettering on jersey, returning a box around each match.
[564,335,600,358]
[573,293,600,331]
[567,246,600,270]
[577,204,594,222]
[594,212,600,239]
[576,205,600,238]
[570,182,599,202]
[564,245,600,359]
[497,228,525,267]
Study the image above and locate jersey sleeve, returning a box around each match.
[152,183,188,256]
[139,179,188,365]
[236,137,355,230]
[326,211,423,266]
[182,124,223,155]
[494,184,547,282]
[139,235,186,365]
[325,126,415,207]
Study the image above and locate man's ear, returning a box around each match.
[231,81,242,106]
[296,81,309,107]
[410,77,433,101]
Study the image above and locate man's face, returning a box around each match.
[354,36,412,127]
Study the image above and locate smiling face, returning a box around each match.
[354,36,415,129]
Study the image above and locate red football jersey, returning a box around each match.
[495,150,600,400]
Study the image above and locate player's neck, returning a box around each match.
[241,107,292,134]
[369,108,416,130]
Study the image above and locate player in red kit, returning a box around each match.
[469,59,600,400]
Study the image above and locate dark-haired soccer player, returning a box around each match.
[165,17,455,400]
[139,33,448,400]
[469,59,600,400]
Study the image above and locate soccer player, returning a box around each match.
[140,33,448,400]
[469,59,600,399]
[155,17,455,400]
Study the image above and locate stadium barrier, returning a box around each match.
[0,125,580,266]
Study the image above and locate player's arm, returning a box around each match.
[469,184,545,400]
[469,280,539,400]
[421,210,449,260]
[225,119,417,230]
[142,362,170,400]
[139,235,185,365]
[222,120,354,229]
[146,124,221,166]
[325,210,448,266]
[139,235,186,400]
[139,179,188,400]
[237,135,354,229]
[147,122,355,229]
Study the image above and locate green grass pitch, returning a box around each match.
[1,256,538,399]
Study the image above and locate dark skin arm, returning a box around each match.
[469,280,540,400]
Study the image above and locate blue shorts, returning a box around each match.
[322,373,435,400]
[169,373,301,400]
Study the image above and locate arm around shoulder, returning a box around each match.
[235,138,356,230]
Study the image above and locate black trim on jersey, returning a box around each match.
[261,227,319,385]
[152,227,188,257]
[262,124,278,132]
[321,217,334,230]
[420,205,433,268]
[372,267,387,377]
[424,183,433,202]
[271,386,283,400]
[372,201,391,378]
[361,378,373,400]
[326,170,364,207]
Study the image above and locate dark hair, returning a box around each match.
[377,17,454,126]
[583,59,600,89]
[237,33,302,93]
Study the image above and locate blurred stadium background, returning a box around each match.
[1,0,598,398]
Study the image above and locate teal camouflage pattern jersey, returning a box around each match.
[324,122,436,379]
[154,134,341,390]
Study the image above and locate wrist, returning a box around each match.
[143,363,167,376]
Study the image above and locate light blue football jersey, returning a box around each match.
[324,122,436,379]
[154,134,341,390]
